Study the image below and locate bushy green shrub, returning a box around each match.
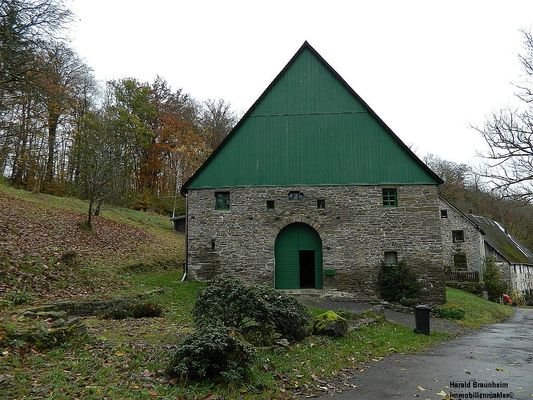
[254,286,311,341]
[104,305,132,320]
[175,277,310,382]
[131,301,163,318]
[192,276,311,343]
[193,276,265,330]
[167,324,255,382]
[483,258,508,302]
[377,261,422,303]
[434,304,466,320]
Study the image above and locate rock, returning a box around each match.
[350,317,378,331]
[51,318,66,328]
[20,310,36,317]
[35,311,68,320]
[275,338,290,348]
[370,305,385,315]
[313,311,348,337]
[0,374,14,386]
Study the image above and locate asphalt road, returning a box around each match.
[319,308,533,400]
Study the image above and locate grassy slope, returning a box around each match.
[445,287,514,328]
[0,182,184,301]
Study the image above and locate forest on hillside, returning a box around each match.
[0,0,237,220]
[1,1,532,246]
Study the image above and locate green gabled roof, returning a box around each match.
[183,41,442,193]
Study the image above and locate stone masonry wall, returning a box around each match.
[187,185,445,304]
[438,199,485,276]
[509,264,533,295]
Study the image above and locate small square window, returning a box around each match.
[215,191,230,210]
[288,191,304,200]
[382,188,397,207]
[440,210,448,218]
[384,251,398,266]
[266,200,275,210]
[317,199,325,209]
[452,230,464,243]
[453,253,467,270]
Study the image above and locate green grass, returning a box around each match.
[1,276,452,399]
[445,287,514,328]
[2,282,512,398]
[0,181,174,232]
[0,182,185,300]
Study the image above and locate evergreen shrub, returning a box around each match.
[167,324,255,382]
[377,260,422,303]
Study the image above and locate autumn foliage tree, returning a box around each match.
[0,1,236,220]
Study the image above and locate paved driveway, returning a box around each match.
[318,308,533,400]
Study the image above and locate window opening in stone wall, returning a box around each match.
[382,188,397,207]
[215,191,230,210]
[453,253,467,270]
[452,230,464,243]
[440,209,448,218]
[384,251,398,266]
[288,191,304,200]
[317,199,325,209]
[266,200,275,209]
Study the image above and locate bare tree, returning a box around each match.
[34,43,92,188]
[424,154,474,205]
[477,30,533,203]
[77,110,124,228]
[0,0,72,89]
[200,98,237,149]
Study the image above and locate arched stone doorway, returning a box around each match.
[275,223,323,289]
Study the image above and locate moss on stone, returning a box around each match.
[313,311,348,337]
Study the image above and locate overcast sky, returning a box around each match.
[66,0,533,166]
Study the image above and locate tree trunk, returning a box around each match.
[87,197,93,228]
[94,199,102,216]
[44,112,59,186]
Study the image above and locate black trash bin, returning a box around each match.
[414,305,431,335]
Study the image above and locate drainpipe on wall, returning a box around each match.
[181,193,188,282]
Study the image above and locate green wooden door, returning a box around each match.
[275,223,323,289]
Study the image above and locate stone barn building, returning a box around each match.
[181,42,446,303]
[439,197,485,281]
[467,214,533,298]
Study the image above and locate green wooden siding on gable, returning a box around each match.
[185,45,440,190]
[249,49,365,116]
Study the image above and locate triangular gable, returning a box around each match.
[183,41,442,193]
[438,196,483,232]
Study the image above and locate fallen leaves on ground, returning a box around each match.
[0,192,177,300]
